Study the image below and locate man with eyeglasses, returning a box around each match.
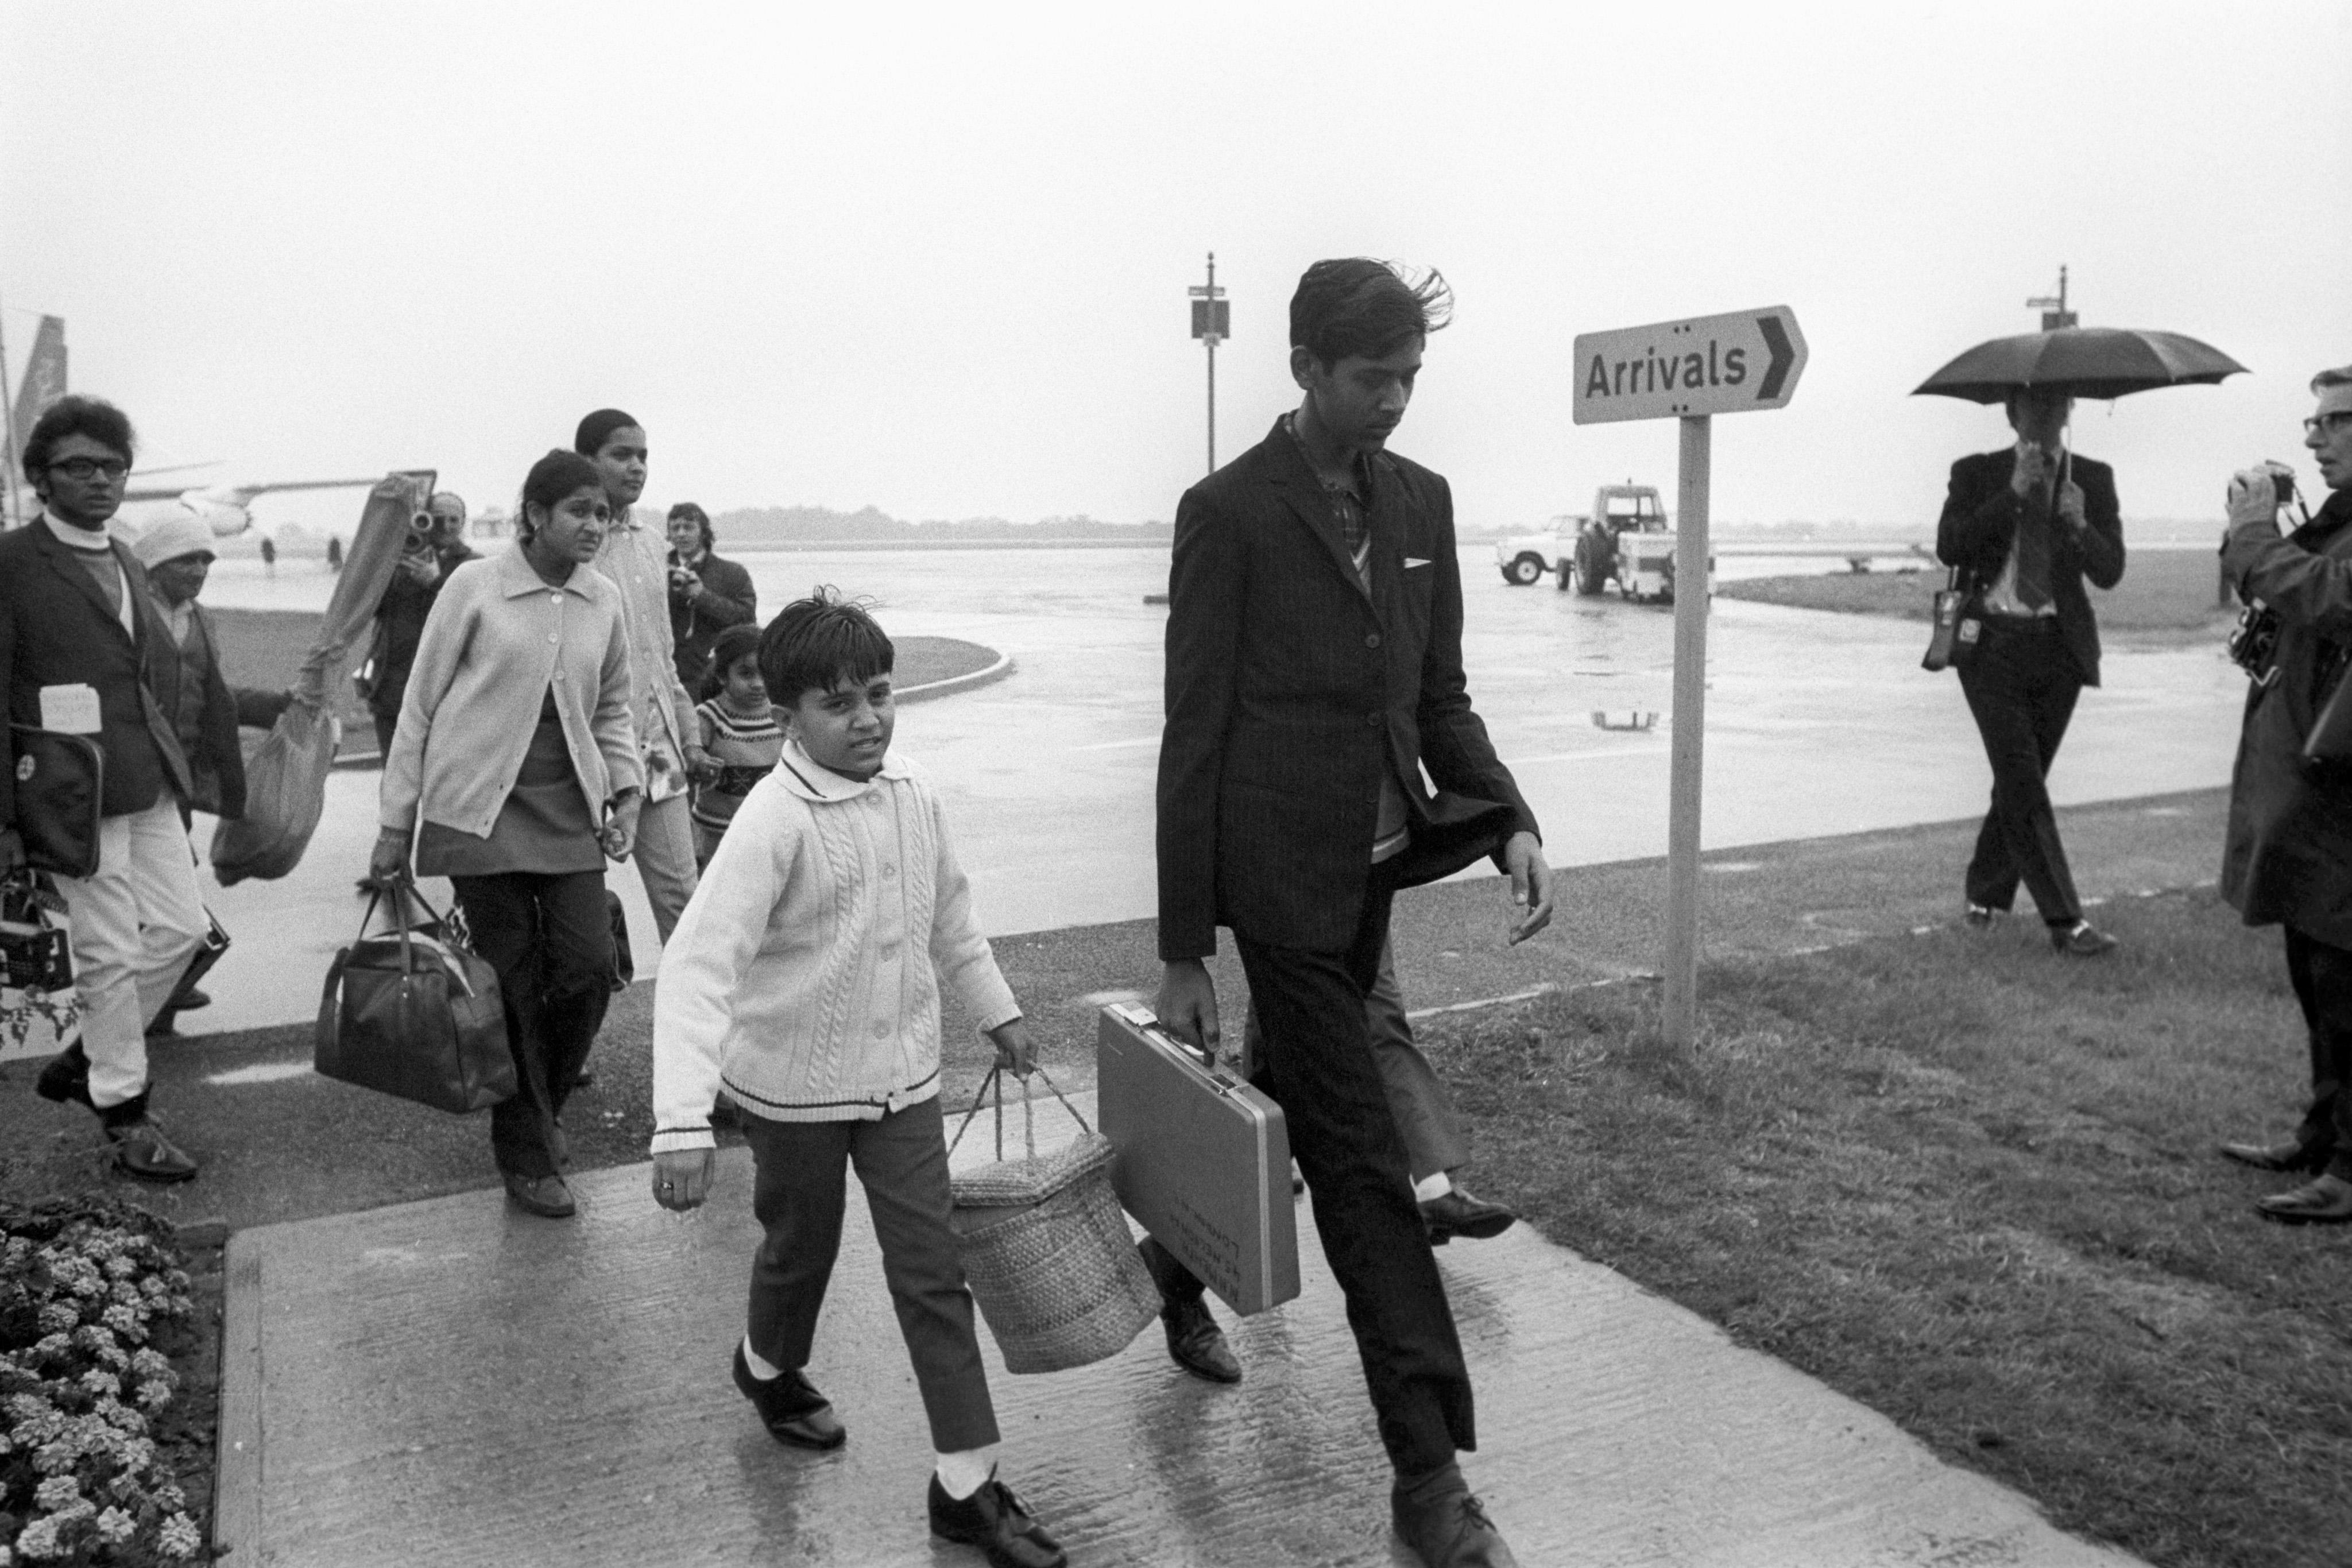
[2219,364,2352,1223]
[359,491,478,764]
[0,396,209,1181]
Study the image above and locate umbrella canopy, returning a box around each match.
[1913,327,2246,404]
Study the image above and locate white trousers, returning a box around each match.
[631,791,698,945]
[53,799,207,1108]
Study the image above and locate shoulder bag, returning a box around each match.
[315,877,513,1113]
[1921,567,1983,673]
[7,726,103,879]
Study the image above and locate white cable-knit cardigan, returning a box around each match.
[649,741,1019,1151]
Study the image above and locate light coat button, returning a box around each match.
[550,593,563,604]
[883,864,896,877]
[547,633,559,644]
[1365,633,1382,648]
[872,1021,889,1039]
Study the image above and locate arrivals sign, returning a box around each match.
[1572,307,1807,424]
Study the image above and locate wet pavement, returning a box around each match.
[180,545,2243,1036]
[219,1111,2146,1568]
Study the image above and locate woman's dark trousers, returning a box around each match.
[1957,617,2084,923]
[738,1098,1000,1453]
[2284,927,2352,1179]
[450,870,612,1180]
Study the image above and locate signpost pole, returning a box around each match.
[1205,254,1217,474]
[1664,414,1711,1047]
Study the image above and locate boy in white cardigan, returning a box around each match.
[649,590,1064,1568]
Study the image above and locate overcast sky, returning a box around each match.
[3,1,2347,536]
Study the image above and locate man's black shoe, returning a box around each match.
[2257,1173,2352,1225]
[501,1171,575,1219]
[1392,1468,1519,1567]
[1138,1237,1241,1383]
[1421,1188,1516,1245]
[105,1118,198,1183]
[731,1342,845,1449]
[927,1472,1065,1568]
[2220,1138,2330,1174]
[35,1046,94,1110]
[2051,919,2118,957]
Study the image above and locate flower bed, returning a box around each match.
[0,1201,208,1566]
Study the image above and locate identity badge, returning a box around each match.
[37,684,103,735]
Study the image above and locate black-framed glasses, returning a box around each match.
[47,456,131,481]
[2307,411,2352,438]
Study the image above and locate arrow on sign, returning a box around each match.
[1755,313,1795,400]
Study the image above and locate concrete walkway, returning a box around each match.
[219,1093,2145,1567]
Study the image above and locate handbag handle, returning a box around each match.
[945,1063,1090,1163]
[352,876,425,978]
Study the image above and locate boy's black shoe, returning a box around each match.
[731,1342,845,1449]
[927,1472,1065,1568]
[1392,1464,1518,1567]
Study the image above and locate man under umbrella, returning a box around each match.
[1935,387,2125,955]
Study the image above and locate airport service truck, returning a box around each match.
[1492,483,1692,603]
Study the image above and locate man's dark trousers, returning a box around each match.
[1168,863,1473,1477]
[1956,617,2083,922]
[2283,926,2352,1178]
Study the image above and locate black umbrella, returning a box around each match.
[1913,326,2246,404]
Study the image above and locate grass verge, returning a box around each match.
[1426,887,2352,1568]
[1718,546,2234,643]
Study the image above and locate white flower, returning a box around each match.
[92,1508,133,1545]
[99,1304,143,1340]
[12,1517,61,1562]
[32,1473,81,1511]
[100,1255,136,1281]
[78,1368,121,1399]
[134,1381,172,1414]
[33,1304,75,1335]
[157,1512,202,1560]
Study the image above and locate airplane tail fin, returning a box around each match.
[10,316,67,462]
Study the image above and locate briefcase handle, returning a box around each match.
[947,1064,1091,1165]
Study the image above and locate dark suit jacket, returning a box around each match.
[668,549,757,688]
[1935,447,2125,686]
[0,520,192,828]
[1156,419,1540,959]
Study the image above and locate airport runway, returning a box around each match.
[180,545,2244,1036]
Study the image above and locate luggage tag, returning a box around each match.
[37,685,102,735]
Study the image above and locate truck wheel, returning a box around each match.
[1504,552,1545,586]
[1572,536,1608,596]
[1656,557,1677,605]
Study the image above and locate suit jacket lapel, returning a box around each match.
[1264,421,1375,606]
[31,523,134,645]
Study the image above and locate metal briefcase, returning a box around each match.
[1096,1001,1300,1317]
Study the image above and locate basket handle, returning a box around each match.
[945,1064,1091,1162]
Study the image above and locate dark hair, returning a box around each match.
[2314,364,2352,394]
[24,395,136,482]
[759,586,895,706]
[573,408,642,458]
[667,501,714,551]
[1289,259,1452,367]
[515,450,606,543]
[697,621,767,702]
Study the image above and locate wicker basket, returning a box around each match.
[948,1069,1160,1375]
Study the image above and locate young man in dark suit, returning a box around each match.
[1,397,207,1180]
[1935,388,2125,957]
[664,502,757,690]
[1152,258,1551,1568]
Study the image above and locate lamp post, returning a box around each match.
[1188,253,1229,474]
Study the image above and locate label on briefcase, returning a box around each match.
[1096,1002,1301,1317]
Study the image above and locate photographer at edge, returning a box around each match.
[2217,364,2352,1223]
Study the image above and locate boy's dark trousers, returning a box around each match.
[450,870,611,1180]
[740,1097,1000,1453]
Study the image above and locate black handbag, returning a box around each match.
[1921,568,1983,673]
[314,878,514,1113]
[8,726,103,879]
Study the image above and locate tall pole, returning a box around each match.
[1189,251,1227,476]
[1663,414,1712,1046]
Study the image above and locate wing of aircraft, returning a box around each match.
[115,477,385,540]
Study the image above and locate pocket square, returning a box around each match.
[1404,557,1431,569]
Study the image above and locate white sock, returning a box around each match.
[740,1335,783,1382]
[935,1447,995,1500]
[1414,1171,1453,1203]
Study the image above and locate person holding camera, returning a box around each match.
[2216,364,2352,1223]
[1935,387,2125,957]
[665,501,757,691]
[360,490,476,762]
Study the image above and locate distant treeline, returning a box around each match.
[710,504,1173,546]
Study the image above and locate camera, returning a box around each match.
[401,511,436,558]
[2267,464,2297,508]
